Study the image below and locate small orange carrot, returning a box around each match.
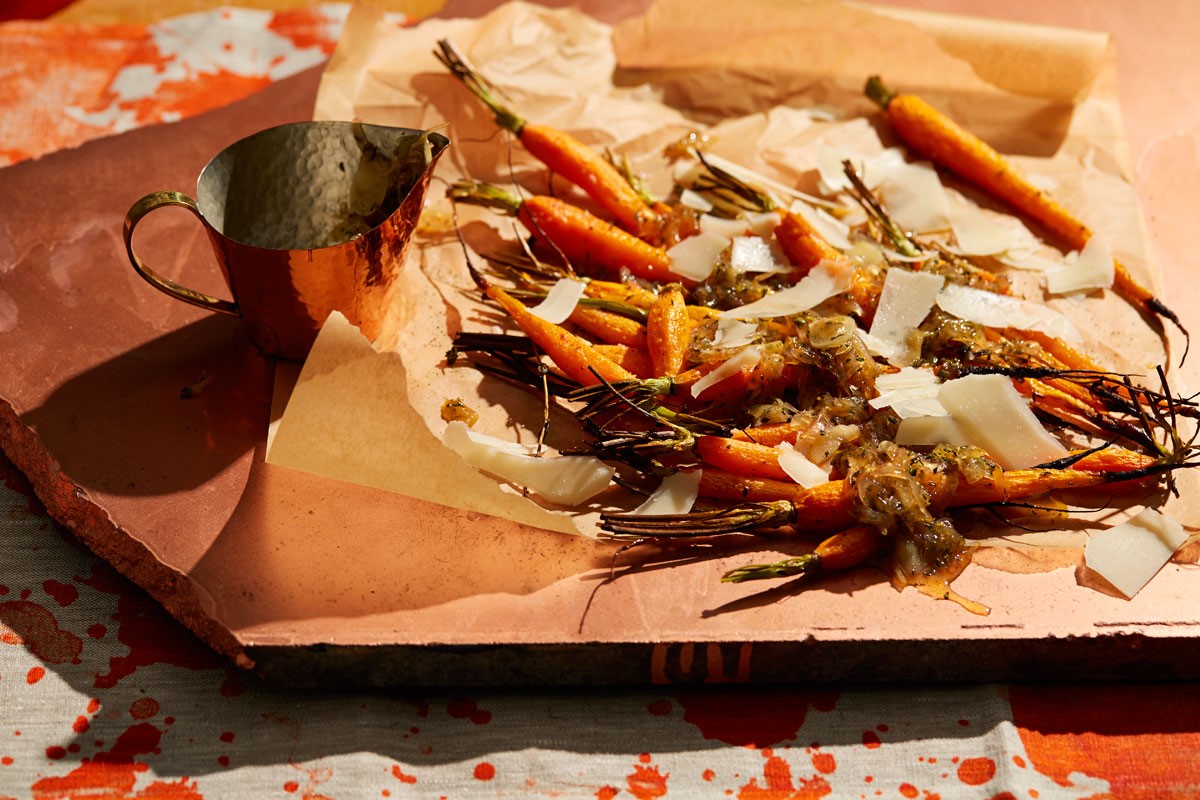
[436,39,660,238]
[775,210,844,279]
[592,344,655,378]
[568,305,647,348]
[448,182,677,283]
[484,284,633,386]
[722,524,882,582]
[671,360,802,406]
[647,285,690,377]
[584,279,659,309]
[866,75,1182,334]
[694,435,791,482]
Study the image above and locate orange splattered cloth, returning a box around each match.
[0,6,346,167]
[2,6,1200,800]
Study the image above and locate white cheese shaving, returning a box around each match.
[777,441,830,487]
[667,230,729,282]
[1084,507,1188,598]
[730,235,789,273]
[690,345,761,398]
[630,470,702,515]
[868,270,945,362]
[877,159,952,235]
[788,199,852,250]
[719,261,850,320]
[711,317,759,349]
[700,214,750,239]
[1044,235,1115,295]
[697,152,828,209]
[529,278,586,324]
[680,188,714,213]
[895,415,971,447]
[442,421,614,506]
[745,210,782,237]
[936,374,1068,469]
[870,367,948,418]
[936,282,1082,343]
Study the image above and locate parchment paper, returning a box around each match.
[270,0,1195,547]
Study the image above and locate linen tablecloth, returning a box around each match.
[3,4,1199,798]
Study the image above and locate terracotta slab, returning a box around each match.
[4,11,1200,687]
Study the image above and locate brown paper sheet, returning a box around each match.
[271,0,1196,554]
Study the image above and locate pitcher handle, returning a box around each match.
[123,190,240,317]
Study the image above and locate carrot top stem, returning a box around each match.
[447,180,522,216]
[722,554,819,583]
[864,75,896,110]
[435,39,526,135]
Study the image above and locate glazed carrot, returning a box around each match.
[865,76,1182,332]
[485,284,633,387]
[694,435,791,481]
[671,360,802,406]
[722,525,883,582]
[647,285,690,377]
[568,305,647,348]
[592,344,655,379]
[584,279,658,309]
[436,39,660,238]
[731,420,809,447]
[775,210,844,279]
[449,182,677,283]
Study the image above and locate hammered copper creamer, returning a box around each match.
[123,122,450,360]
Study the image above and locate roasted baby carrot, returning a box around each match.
[436,39,660,238]
[865,75,1183,334]
[568,305,647,348]
[592,344,655,379]
[484,284,633,386]
[775,209,844,279]
[646,284,690,377]
[722,525,883,582]
[693,435,791,481]
[449,182,677,283]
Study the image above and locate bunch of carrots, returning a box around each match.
[436,40,1196,612]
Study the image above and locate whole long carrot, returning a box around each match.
[483,282,633,387]
[449,182,677,283]
[436,39,661,239]
[865,76,1184,337]
[600,446,1164,539]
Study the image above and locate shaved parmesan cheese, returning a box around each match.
[529,278,586,324]
[719,262,849,319]
[700,214,750,239]
[777,442,830,487]
[877,159,952,234]
[680,188,714,213]
[1045,235,1115,295]
[691,345,761,398]
[745,210,782,237]
[730,236,788,273]
[630,470,702,515]
[936,374,1068,469]
[443,421,614,505]
[711,317,759,349]
[936,283,1082,342]
[870,367,948,418]
[1084,508,1188,598]
[789,200,853,250]
[895,414,971,447]
[667,230,729,282]
[868,270,944,362]
[697,152,827,209]
[947,200,1040,258]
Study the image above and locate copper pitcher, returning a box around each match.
[123,121,450,360]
